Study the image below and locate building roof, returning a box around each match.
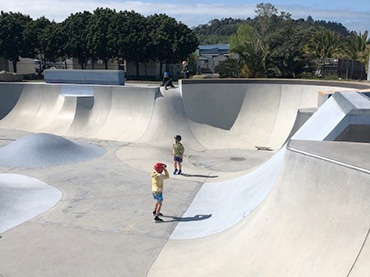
[198,44,229,50]
[198,44,229,55]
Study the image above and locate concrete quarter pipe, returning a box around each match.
[0,79,370,276]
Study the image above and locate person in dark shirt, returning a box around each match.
[161,72,175,90]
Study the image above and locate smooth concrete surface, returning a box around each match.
[0,130,204,277]
[180,82,361,150]
[0,133,106,167]
[0,173,62,234]
[170,92,370,239]
[0,79,370,276]
[148,141,370,276]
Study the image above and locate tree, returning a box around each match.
[114,11,149,77]
[230,23,268,77]
[147,14,177,75]
[172,22,199,64]
[266,14,311,78]
[62,11,92,69]
[23,16,51,60]
[86,8,117,69]
[147,14,198,77]
[305,29,344,62]
[39,21,66,63]
[218,58,242,77]
[192,18,245,44]
[253,2,278,39]
[0,11,32,72]
[345,31,369,61]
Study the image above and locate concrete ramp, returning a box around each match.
[0,174,62,234]
[0,81,357,150]
[0,80,370,276]
[92,86,157,141]
[0,83,22,119]
[0,84,59,129]
[148,140,370,276]
[0,84,159,140]
[170,92,370,239]
[135,88,206,150]
[0,84,78,134]
[181,82,350,150]
[0,133,106,167]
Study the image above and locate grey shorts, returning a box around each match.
[174,156,183,162]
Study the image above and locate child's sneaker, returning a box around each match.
[154,216,163,222]
[153,211,163,216]
[173,169,178,175]
[178,170,182,175]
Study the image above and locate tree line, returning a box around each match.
[193,16,350,45]
[0,9,199,77]
[195,3,370,79]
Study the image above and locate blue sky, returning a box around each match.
[1,0,369,33]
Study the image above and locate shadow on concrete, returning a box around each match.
[161,214,212,223]
[180,173,218,178]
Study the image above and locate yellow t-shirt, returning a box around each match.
[151,169,169,193]
[173,142,184,157]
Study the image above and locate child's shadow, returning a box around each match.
[181,173,218,178]
[161,214,212,223]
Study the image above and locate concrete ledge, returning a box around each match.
[181,78,370,90]
[44,69,125,85]
[0,71,23,82]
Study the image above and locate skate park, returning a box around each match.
[0,76,370,276]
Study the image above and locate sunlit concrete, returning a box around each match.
[0,79,369,276]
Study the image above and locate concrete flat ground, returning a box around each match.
[0,79,370,276]
[0,129,203,276]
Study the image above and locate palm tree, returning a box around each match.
[305,30,344,62]
[345,31,369,60]
[345,31,370,78]
[230,23,269,77]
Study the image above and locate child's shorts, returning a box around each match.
[152,193,163,202]
[174,156,183,162]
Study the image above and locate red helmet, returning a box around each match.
[154,162,165,173]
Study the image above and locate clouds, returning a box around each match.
[1,0,369,32]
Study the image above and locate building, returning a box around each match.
[196,44,229,74]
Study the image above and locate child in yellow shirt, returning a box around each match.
[151,162,169,222]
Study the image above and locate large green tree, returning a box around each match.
[305,29,344,62]
[86,8,117,69]
[172,22,199,63]
[230,23,268,77]
[114,11,149,76]
[0,11,32,72]
[147,14,178,75]
[23,16,51,61]
[62,11,92,69]
[230,3,313,78]
[193,18,244,44]
[39,21,66,62]
[266,13,311,78]
[147,14,198,77]
[253,2,278,39]
[345,31,370,63]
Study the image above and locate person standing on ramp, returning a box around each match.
[173,135,185,175]
[151,162,169,222]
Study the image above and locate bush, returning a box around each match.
[218,58,242,78]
